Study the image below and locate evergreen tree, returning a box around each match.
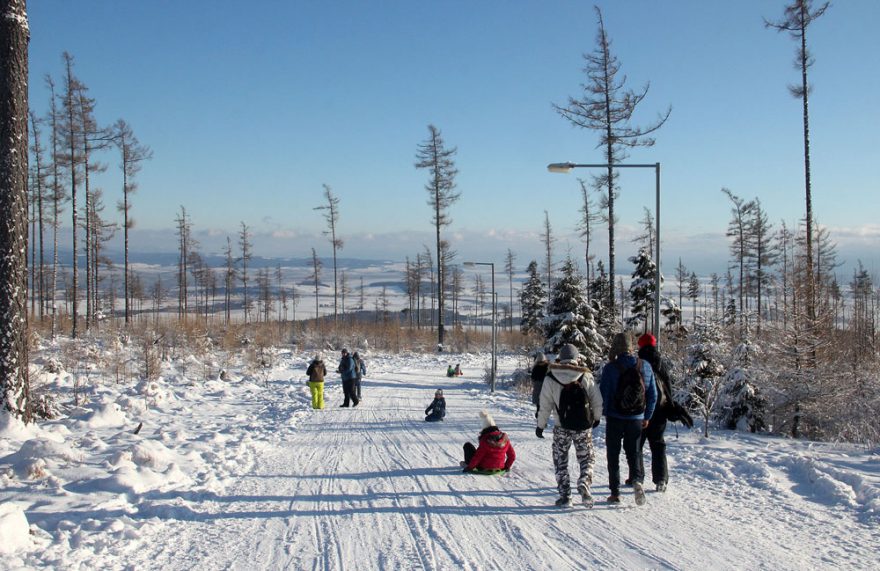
[718,326,768,433]
[685,317,728,437]
[519,260,545,336]
[588,260,615,336]
[627,247,657,333]
[542,258,606,369]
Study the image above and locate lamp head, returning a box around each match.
[547,162,575,174]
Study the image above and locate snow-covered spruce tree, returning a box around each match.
[588,260,615,338]
[542,258,606,369]
[627,247,657,333]
[685,317,728,437]
[718,326,767,433]
[519,260,545,337]
[0,0,31,422]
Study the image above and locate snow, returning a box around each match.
[1,349,879,569]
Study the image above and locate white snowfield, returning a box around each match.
[2,351,879,570]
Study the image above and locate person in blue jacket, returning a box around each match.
[337,348,359,407]
[600,332,657,506]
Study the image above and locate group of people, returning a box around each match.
[532,332,682,507]
[305,333,687,509]
[446,363,463,377]
[305,348,367,410]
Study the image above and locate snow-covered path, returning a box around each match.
[5,352,879,569]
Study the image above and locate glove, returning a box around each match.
[592,419,600,429]
[535,427,544,439]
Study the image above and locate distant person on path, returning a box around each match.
[305,353,327,410]
[424,389,447,422]
[530,352,550,418]
[337,348,360,407]
[353,351,367,401]
[600,332,657,506]
[536,344,603,507]
[447,365,456,378]
[461,410,516,474]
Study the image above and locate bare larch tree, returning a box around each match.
[415,124,459,349]
[113,119,152,325]
[315,184,343,337]
[554,6,670,315]
[765,0,830,332]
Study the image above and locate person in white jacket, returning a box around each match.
[536,343,603,507]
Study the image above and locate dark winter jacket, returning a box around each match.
[353,355,367,379]
[599,353,658,421]
[338,354,357,381]
[306,360,327,383]
[465,426,516,472]
[638,345,673,419]
[530,361,550,406]
[425,397,446,421]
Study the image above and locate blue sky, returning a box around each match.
[27,0,880,277]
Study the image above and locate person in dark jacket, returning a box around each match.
[530,352,550,418]
[424,389,446,422]
[305,353,327,410]
[462,410,516,474]
[337,348,359,407]
[353,351,367,401]
[637,333,674,492]
[600,332,657,506]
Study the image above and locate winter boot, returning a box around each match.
[555,495,572,507]
[607,494,621,504]
[633,482,647,506]
[656,482,667,493]
[577,483,594,509]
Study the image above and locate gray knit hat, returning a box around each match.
[534,351,547,364]
[558,344,579,364]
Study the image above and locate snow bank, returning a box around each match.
[0,502,30,554]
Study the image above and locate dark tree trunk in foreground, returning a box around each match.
[0,0,30,421]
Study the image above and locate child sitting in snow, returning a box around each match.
[461,410,516,474]
[424,389,447,422]
[446,365,456,378]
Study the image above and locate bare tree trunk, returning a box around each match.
[0,0,31,421]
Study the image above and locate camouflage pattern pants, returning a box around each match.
[552,425,595,498]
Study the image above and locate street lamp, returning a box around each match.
[547,162,662,345]
[463,261,496,392]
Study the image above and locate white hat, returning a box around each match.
[314,352,323,361]
[479,409,496,429]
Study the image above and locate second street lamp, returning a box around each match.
[547,162,662,345]
[463,261,496,392]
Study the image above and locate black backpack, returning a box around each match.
[614,359,646,415]
[549,372,592,430]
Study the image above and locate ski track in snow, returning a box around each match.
[4,351,879,570]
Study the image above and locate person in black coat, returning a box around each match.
[530,352,550,418]
[636,333,674,492]
[425,389,446,422]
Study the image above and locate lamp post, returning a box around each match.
[464,261,496,392]
[547,162,662,345]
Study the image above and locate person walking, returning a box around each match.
[636,333,675,492]
[536,344,603,508]
[530,352,550,419]
[353,351,367,401]
[337,348,359,407]
[305,353,327,410]
[600,332,657,506]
